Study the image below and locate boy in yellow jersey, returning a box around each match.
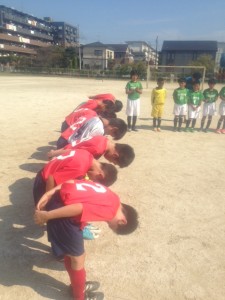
[151,78,167,131]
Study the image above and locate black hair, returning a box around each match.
[99,111,117,119]
[192,72,201,80]
[130,69,138,77]
[178,77,186,83]
[114,143,135,168]
[108,118,127,140]
[102,99,115,111]
[114,100,123,113]
[116,203,139,235]
[99,162,118,186]
[208,78,217,85]
[157,77,164,83]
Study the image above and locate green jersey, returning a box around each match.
[173,88,190,105]
[203,88,218,103]
[219,87,225,98]
[126,81,143,100]
[188,90,204,106]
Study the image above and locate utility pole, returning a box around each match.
[78,25,82,70]
[155,36,158,67]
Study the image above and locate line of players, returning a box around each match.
[33,93,138,300]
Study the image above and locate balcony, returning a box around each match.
[0,43,37,55]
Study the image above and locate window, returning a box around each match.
[94,50,103,56]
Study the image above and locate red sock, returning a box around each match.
[70,268,86,300]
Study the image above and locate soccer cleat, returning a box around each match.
[221,129,225,134]
[85,291,104,300]
[86,223,101,233]
[127,127,131,132]
[153,127,157,132]
[178,128,182,132]
[85,281,100,293]
[157,128,161,132]
[190,128,195,133]
[184,127,189,132]
[215,129,221,134]
[203,128,208,133]
[82,227,99,240]
[132,127,138,132]
[173,127,177,132]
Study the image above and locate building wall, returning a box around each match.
[82,46,114,69]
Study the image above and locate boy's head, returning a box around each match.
[108,203,139,235]
[105,118,127,140]
[104,143,135,168]
[157,77,165,88]
[208,78,216,88]
[193,81,200,91]
[130,70,139,81]
[87,161,118,187]
[114,100,123,113]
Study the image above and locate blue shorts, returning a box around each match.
[33,171,46,206]
[56,136,68,149]
[46,192,84,257]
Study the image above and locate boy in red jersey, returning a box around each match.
[33,149,117,205]
[34,179,139,300]
[48,135,135,168]
[57,109,127,149]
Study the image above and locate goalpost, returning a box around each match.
[146,65,206,90]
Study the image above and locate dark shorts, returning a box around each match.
[33,171,46,206]
[46,192,84,257]
[56,136,68,149]
[61,121,69,133]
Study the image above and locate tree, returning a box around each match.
[189,54,215,74]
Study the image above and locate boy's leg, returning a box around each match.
[191,118,197,129]
[173,116,178,130]
[178,116,183,130]
[69,254,86,300]
[216,116,223,130]
[185,118,191,129]
[132,116,138,131]
[157,117,161,131]
[200,116,206,130]
[222,116,225,133]
[153,118,157,130]
[127,116,131,131]
[205,116,212,131]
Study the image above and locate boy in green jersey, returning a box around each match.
[125,70,143,131]
[185,81,204,132]
[200,79,218,132]
[173,78,190,131]
[215,86,225,133]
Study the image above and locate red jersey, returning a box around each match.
[60,180,120,223]
[91,93,116,103]
[64,136,108,159]
[78,100,99,111]
[41,149,93,185]
[62,109,97,141]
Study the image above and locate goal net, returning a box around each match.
[146,65,206,90]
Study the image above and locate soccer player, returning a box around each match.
[34,179,139,300]
[215,86,225,134]
[200,79,219,132]
[125,70,143,131]
[173,78,190,131]
[33,149,118,205]
[185,81,204,132]
[48,135,135,168]
[57,108,127,149]
[151,77,167,132]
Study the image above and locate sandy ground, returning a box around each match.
[0,75,225,300]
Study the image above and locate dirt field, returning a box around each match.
[0,75,225,300]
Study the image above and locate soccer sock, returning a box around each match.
[70,268,86,300]
[174,116,178,128]
[217,117,223,129]
[186,119,191,128]
[178,116,183,128]
[223,117,225,129]
[201,117,206,129]
[206,118,212,129]
[153,118,157,128]
[157,118,161,128]
[127,116,131,128]
[132,116,137,128]
[192,119,196,128]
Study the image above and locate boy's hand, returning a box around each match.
[34,210,49,226]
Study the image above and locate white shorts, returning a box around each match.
[188,105,201,119]
[126,98,140,116]
[202,102,216,116]
[219,100,225,116]
[173,103,187,116]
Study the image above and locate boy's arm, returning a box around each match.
[46,175,55,192]
[47,148,70,159]
[34,203,83,225]
[36,183,63,210]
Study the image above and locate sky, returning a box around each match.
[1,0,225,50]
